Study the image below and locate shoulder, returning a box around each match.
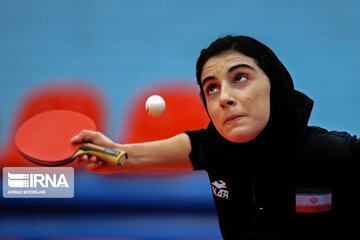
[296,126,357,161]
[307,126,354,146]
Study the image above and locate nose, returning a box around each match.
[219,84,236,109]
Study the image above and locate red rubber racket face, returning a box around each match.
[15,110,96,165]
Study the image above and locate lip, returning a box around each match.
[224,115,245,125]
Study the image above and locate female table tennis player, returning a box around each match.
[72,35,360,239]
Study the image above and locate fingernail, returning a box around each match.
[71,135,79,142]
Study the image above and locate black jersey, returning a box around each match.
[186,126,360,239]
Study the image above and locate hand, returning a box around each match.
[71,130,122,174]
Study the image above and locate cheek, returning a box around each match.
[205,101,220,121]
[247,85,271,122]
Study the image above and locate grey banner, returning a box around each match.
[3,167,74,198]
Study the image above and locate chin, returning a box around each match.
[227,135,257,143]
[221,131,258,143]
[220,125,265,143]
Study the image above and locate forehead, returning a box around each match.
[201,51,258,79]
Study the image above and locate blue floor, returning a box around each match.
[1,171,222,239]
[0,213,220,239]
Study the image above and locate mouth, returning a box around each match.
[224,115,245,125]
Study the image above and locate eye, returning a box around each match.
[235,74,248,83]
[206,84,219,95]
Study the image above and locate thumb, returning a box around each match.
[71,130,103,144]
[71,134,84,143]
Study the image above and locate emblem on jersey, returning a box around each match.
[211,180,229,199]
[296,188,332,213]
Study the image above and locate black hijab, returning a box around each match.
[196,36,314,170]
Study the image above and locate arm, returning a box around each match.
[71,130,193,173]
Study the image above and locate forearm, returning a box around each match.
[114,133,194,171]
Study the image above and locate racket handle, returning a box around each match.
[73,142,128,166]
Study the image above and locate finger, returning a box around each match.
[76,155,89,167]
[79,130,100,142]
[89,155,98,163]
[71,130,98,143]
[75,157,86,166]
[85,162,99,171]
[81,154,88,161]
[71,134,84,143]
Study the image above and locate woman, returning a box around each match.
[73,35,360,239]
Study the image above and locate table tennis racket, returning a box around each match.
[15,110,127,166]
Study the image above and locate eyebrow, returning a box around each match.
[201,63,256,86]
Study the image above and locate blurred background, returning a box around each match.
[0,0,359,239]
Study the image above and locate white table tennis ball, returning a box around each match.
[145,95,166,116]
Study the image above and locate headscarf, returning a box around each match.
[196,36,314,170]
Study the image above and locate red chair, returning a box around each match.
[119,81,209,170]
[0,81,107,169]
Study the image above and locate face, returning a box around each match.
[201,50,271,143]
